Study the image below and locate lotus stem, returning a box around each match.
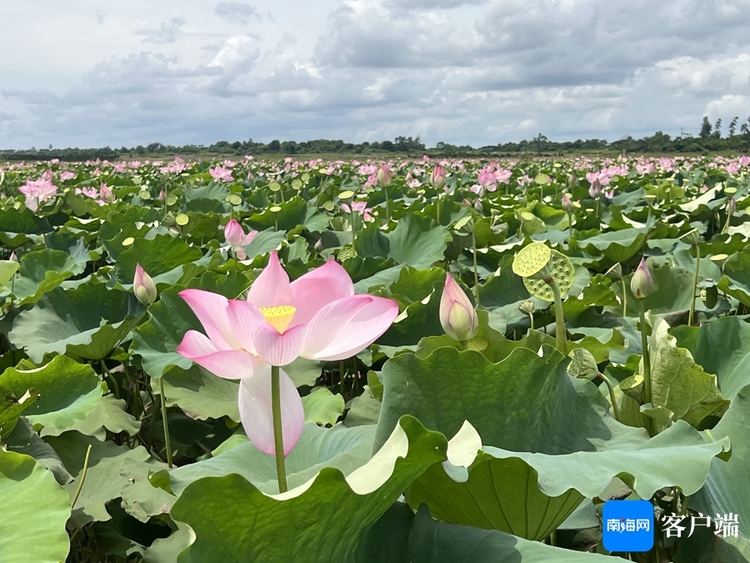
[599,372,621,422]
[621,279,628,317]
[638,302,655,437]
[384,187,390,221]
[548,279,568,354]
[566,210,573,248]
[689,245,700,326]
[471,231,480,306]
[527,312,534,332]
[436,192,441,224]
[350,206,357,249]
[159,377,173,468]
[71,443,93,510]
[271,365,288,493]
[339,359,346,396]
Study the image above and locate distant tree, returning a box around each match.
[729,116,739,136]
[700,116,712,139]
[267,140,281,152]
[713,118,722,139]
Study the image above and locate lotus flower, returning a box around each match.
[19,177,58,211]
[209,166,234,182]
[342,200,374,222]
[440,273,478,343]
[223,219,257,260]
[177,251,399,455]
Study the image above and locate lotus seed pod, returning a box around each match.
[630,258,655,299]
[568,348,599,381]
[512,242,552,279]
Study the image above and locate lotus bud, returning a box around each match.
[605,263,622,281]
[561,193,575,213]
[376,165,392,187]
[100,183,115,203]
[158,189,166,202]
[518,300,535,315]
[727,197,736,215]
[430,165,445,190]
[224,219,245,247]
[133,263,157,305]
[9,251,17,262]
[630,258,655,299]
[679,228,700,246]
[440,273,478,343]
[568,348,599,381]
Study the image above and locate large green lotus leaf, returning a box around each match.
[11,241,91,305]
[71,395,141,439]
[0,385,38,440]
[302,387,345,425]
[0,355,103,436]
[415,310,556,363]
[97,206,162,260]
[622,315,729,432]
[377,267,446,346]
[160,364,240,421]
[239,228,287,262]
[386,213,450,268]
[690,385,750,555]
[131,288,203,378]
[0,207,50,247]
[617,258,696,316]
[0,450,71,563]
[9,281,138,363]
[672,317,750,401]
[45,432,171,525]
[346,387,382,427]
[154,423,377,499]
[355,223,391,259]
[170,416,446,563]
[578,228,646,262]
[114,233,203,284]
[408,420,727,541]
[718,246,750,307]
[374,346,643,454]
[356,504,614,563]
[247,196,326,232]
[4,418,73,485]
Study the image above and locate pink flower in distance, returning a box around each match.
[209,166,234,182]
[342,200,374,222]
[224,219,257,260]
[19,177,58,211]
[176,251,399,456]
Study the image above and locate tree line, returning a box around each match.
[3,117,750,162]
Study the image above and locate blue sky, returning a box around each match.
[1,0,749,149]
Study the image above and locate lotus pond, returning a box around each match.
[1,155,750,562]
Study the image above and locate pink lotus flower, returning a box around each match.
[224,219,258,260]
[176,251,399,456]
[99,183,115,204]
[440,273,478,342]
[19,177,58,211]
[342,200,374,222]
[209,166,234,182]
[477,169,498,191]
[430,165,445,190]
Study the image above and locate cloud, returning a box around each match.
[134,17,186,44]
[215,2,261,24]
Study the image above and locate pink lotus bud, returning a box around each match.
[727,197,736,215]
[430,165,445,190]
[134,263,158,305]
[9,251,17,262]
[561,193,574,213]
[100,183,115,203]
[224,219,245,247]
[440,273,479,343]
[376,165,392,187]
[158,189,166,202]
[630,258,655,299]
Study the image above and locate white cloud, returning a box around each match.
[2,0,750,148]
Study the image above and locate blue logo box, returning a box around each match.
[602,500,655,553]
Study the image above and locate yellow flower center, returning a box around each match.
[259,305,296,333]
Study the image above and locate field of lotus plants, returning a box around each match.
[1,153,750,562]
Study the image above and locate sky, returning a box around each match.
[1,0,750,149]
